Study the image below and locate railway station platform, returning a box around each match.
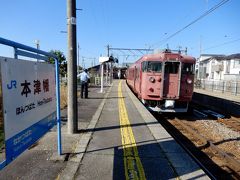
[193,89,240,117]
[194,88,240,103]
[0,80,210,180]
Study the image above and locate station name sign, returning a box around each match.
[0,57,56,163]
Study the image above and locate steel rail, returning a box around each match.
[231,116,240,124]
[163,119,216,180]
[192,106,240,134]
[217,118,240,132]
[174,119,240,175]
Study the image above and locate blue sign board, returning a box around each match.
[0,57,57,165]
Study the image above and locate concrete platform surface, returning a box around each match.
[0,86,109,180]
[0,81,210,180]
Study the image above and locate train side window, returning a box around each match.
[165,62,179,74]
[182,63,194,74]
[142,62,148,72]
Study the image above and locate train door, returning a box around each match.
[133,66,137,89]
[139,66,142,94]
[161,61,181,99]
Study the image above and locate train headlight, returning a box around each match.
[186,78,192,84]
[149,87,154,92]
[149,77,155,83]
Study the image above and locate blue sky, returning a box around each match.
[0,0,239,68]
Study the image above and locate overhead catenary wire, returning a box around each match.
[108,47,150,63]
[151,0,230,49]
[203,38,240,51]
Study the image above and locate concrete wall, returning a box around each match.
[192,92,240,117]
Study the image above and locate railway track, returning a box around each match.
[155,114,240,180]
[217,116,240,132]
[191,103,240,133]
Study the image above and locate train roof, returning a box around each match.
[136,52,196,63]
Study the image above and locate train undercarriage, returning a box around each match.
[141,99,189,113]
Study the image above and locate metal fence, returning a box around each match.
[194,79,240,95]
[61,75,112,87]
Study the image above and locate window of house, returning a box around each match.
[225,61,230,74]
[211,72,214,79]
[234,60,240,67]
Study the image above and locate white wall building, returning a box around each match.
[197,54,240,81]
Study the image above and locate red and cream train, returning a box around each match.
[126,50,195,113]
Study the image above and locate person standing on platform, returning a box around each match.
[79,69,90,98]
[118,69,121,79]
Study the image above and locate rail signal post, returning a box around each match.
[67,0,78,134]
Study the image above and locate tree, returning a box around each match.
[48,50,67,77]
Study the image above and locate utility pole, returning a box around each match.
[35,40,40,62]
[200,35,202,55]
[78,43,80,73]
[82,57,85,69]
[67,0,78,134]
[35,40,40,50]
[106,45,112,84]
[107,44,110,57]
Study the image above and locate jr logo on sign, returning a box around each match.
[7,80,17,89]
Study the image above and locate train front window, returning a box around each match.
[182,63,194,74]
[142,61,162,72]
[164,62,179,74]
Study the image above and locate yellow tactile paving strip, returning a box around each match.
[118,80,146,180]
